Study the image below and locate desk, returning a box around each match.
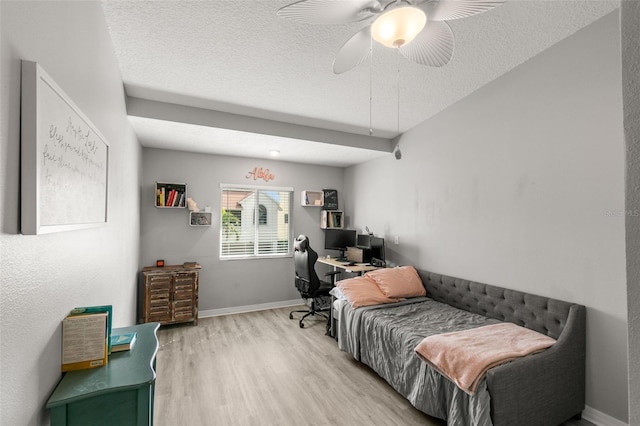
[47,322,159,426]
[317,257,379,275]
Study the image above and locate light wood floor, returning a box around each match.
[154,307,594,426]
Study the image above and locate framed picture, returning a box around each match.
[323,189,338,210]
[21,60,109,234]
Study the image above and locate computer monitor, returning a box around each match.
[370,236,385,262]
[324,229,357,259]
[356,233,371,249]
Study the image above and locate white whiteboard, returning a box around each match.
[21,61,109,234]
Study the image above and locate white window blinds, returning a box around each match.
[220,187,293,259]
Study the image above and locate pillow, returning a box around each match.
[336,276,400,308]
[365,265,426,299]
[329,286,347,301]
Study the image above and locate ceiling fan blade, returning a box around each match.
[333,26,372,74]
[420,0,505,22]
[277,0,381,24]
[398,21,454,67]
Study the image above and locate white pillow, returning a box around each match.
[329,286,347,301]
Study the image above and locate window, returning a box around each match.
[253,204,267,225]
[220,186,293,258]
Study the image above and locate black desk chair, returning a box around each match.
[289,235,339,329]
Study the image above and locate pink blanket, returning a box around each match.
[414,322,556,395]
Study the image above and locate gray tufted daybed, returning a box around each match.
[333,269,586,426]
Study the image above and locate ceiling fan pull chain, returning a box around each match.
[397,48,401,136]
[369,37,373,136]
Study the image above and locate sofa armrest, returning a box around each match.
[486,304,586,426]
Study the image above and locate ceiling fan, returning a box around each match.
[277,0,505,74]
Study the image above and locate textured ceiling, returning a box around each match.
[101,0,619,166]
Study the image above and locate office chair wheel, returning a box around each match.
[289,313,293,319]
[299,321,305,328]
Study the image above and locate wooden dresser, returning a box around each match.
[139,264,200,326]
[47,323,159,426]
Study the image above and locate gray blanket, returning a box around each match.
[336,298,501,426]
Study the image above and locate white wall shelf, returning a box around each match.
[301,190,324,207]
[156,182,186,208]
[189,211,212,227]
[320,210,344,229]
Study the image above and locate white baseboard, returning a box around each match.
[583,405,628,426]
[199,299,303,318]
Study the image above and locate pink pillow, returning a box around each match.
[365,266,426,298]
[336,276,400,308]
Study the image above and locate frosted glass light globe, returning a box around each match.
[371,6,427,48]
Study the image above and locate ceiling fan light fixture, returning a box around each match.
[371,6,426,48]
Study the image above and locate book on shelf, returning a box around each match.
[327,212,340,228]
[110,332,137,352]
[61,312,108,372]
[158,187,165,206]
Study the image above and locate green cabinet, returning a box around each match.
[47,323,159,426]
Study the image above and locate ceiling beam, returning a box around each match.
[126,96,394,153]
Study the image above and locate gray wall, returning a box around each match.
[141,148,345,311]
[345,11,628,423]
[0,2,141,425]
[622,1,640,424]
